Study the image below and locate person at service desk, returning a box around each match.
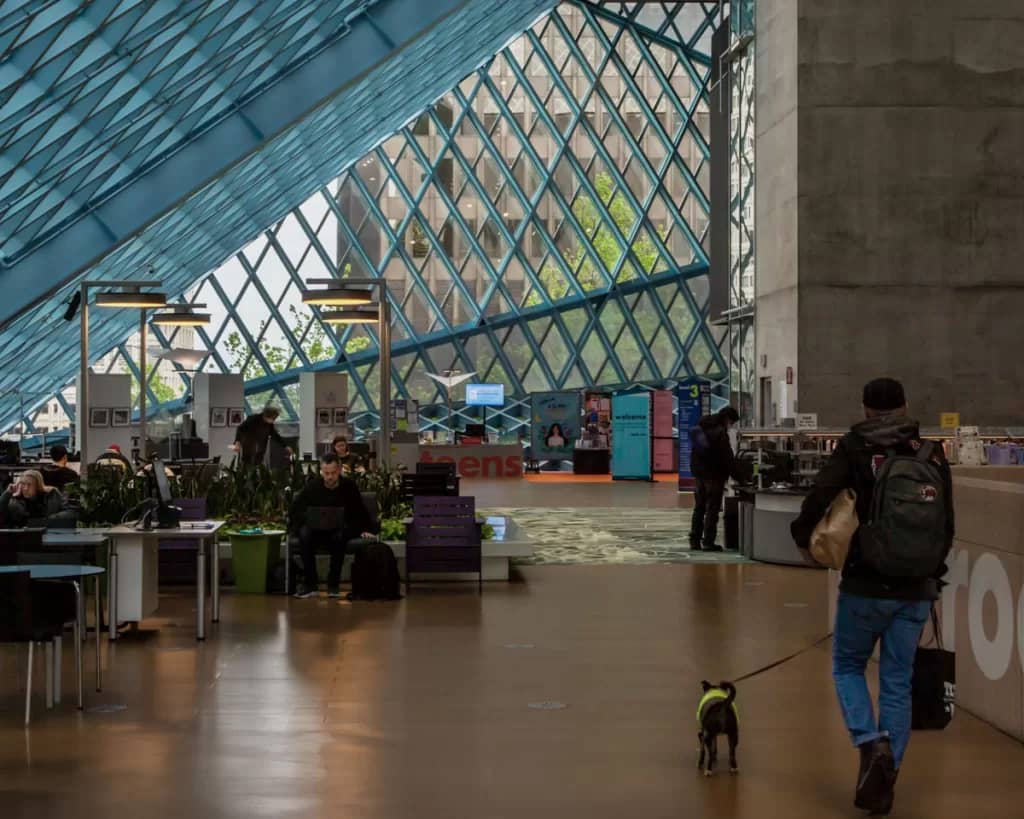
[687,406,743,552]
[790,378,954,816]
[233,405,292,465]
[289,453,376,599]
[0,469,75,527]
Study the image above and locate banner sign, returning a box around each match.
[678,379,712,491]
[611,392,652,480]
[531,391,581,460]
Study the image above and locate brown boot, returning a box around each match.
[854,738,895,811]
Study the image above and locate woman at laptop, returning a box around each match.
[288,453,376,598]
[0,469,75,527]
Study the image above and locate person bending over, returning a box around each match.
[0,469,75,527]
[688,406,742,551]
[790,378,954,816]
[233,405,292,465]
[289,453,376,599]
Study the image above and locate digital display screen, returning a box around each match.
[465,383,505,407]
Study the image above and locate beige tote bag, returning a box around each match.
[810,489,858,570]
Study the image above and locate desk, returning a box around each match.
[103,522,225,641]
[749,489,821,568]
[0,564,103,709]
[572,447,610,475]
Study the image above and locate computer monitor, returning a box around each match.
[465,383,504,407]
[152,458,174,506]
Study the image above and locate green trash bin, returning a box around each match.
[228,531,285,594]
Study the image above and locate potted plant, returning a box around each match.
[208,464,288,593]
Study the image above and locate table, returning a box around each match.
[103,521,225,641]
[43,529,110,637]
[748,488,822,568]
[0,564,104,709]
[572,447,610,475]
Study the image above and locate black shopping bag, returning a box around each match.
[911,605,955,730]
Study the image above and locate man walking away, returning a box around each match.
[790,378,954,815]
[688,406,742,552]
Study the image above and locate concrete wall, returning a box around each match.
[756,0,1024,426]
[754,0,800,425]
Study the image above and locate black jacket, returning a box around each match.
[288,476,375,536]
[691,415,741,482]
[235,414,283,464]
[0,488,75,527]
[41,464,79,490]
[790,416,954,601]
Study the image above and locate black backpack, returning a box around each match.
[859,442,947,578]
[349,541,402,600]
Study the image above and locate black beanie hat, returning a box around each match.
[862,378,906,412]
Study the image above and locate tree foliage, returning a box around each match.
[526,172,666,308]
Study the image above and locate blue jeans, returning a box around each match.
[833,592,930,768]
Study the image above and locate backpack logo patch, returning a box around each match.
[871,455,885,477]
[920,485,938,502]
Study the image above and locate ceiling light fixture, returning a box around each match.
[150,303,211,327]
[301,283,374,306]
[320,307,380,324]
[95,286,167,308]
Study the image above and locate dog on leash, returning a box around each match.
[697,680,739,776]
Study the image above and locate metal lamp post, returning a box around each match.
[303,279,392,468]
[78,280,165,475]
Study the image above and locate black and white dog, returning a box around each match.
[697,680,739,776]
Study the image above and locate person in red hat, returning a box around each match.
[94,442,133,472]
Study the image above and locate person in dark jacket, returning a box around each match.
[289,453,376,599]
[233,406,291,465]
[688,406,742,551]
[42,445,79,491]
[0,469,76,526]
[790,378,954,816]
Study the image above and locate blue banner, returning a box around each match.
[531,391,580,460]
[678,379,711,491]
[611,392,651,480]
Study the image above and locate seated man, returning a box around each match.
[94,443,132,472]
[42,444,79,491]
[289,453,376,599]
[0,469,75,527]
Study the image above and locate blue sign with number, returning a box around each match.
[678,379,711,491]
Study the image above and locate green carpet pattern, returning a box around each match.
[483,507,750,566]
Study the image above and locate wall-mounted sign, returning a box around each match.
[940,412,961,430]
[795,413,818,431]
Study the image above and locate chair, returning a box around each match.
[401,472,458,501]
[284,493,378,594]
[404,496,482,593]
[0,571,76,724]
[158,498,207,585]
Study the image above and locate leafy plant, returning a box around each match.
[207,463,289,530]
[351,464,408,520]
[68,468,149,526]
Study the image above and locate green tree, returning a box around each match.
[131,366,180,405]
[527,172,667,307]
[224,304,370,380]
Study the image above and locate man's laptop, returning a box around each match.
[305,506,344,532]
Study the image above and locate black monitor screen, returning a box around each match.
[151,458,174,505]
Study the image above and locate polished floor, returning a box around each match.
[2,561,1022,819]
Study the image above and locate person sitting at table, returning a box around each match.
[331,435,363,473]
[42,444,79,490]
[0,469,76,527]
[94,443,133,472]
[288,453,376,599]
